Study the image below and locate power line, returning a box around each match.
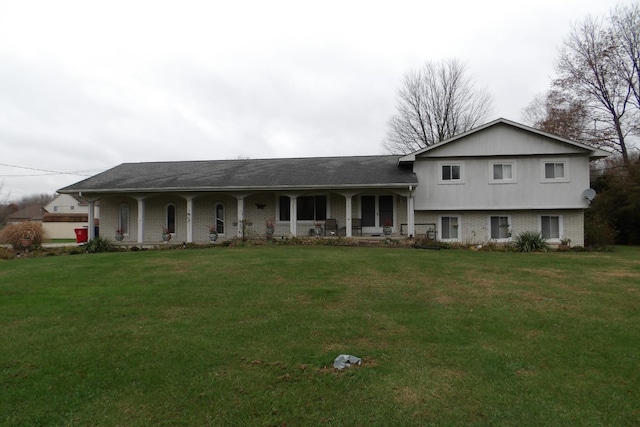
[0,162,106,177]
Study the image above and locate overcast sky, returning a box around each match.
[0,0,621,200]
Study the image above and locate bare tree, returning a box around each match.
[0,182,7,204]
[611,3,640,118]
[382,59,494,154]
[556,14,635,165]
[0,183,13,227]
[523,89,592,142]
[16,193,56,208]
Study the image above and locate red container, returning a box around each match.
[74,228,88,243]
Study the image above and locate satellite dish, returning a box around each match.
[582,188,597,202]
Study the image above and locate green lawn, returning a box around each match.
[1,245,639,426]
[43,238,77,244]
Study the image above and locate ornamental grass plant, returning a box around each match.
[0,221,44,249]
[513,230,550,252]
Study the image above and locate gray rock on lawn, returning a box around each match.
[333,354,362,370]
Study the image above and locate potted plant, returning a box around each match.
[265,218,275,237]
[209,225,218,242]
[115,227,124,241]
[383,219,393,236]
[21,232,34,248]
[162,226,172,242]
[558,236,571,250]
[313,221,323,236]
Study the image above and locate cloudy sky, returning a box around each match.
[0,0,620,200]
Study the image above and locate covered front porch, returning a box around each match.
[86,188,418,244]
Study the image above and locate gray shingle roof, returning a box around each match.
[59,155,418,193]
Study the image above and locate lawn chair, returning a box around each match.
[324,218,338,236]
[352,218,362,236]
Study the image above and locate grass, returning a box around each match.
[44,238,77,243]
[1,245,639,426]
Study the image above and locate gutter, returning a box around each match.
[62,182,420,194]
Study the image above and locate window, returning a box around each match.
[541,215,561,239]
[440,216,459,240]
[166,204,176,234]
[490,216,511,239]
[442,164,461,181]
[545,162,565,179]
[119,204,130,235]
[298,195,326,220]
[279,196,290,221]
[438,162,464,184]
[278,195,327,221]
[215,203,225,234]
[492,163,513,180]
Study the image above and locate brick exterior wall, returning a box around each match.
[100,192,409,243]
[101,195,584,246]
[414,210,584,246]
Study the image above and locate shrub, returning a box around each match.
[0,247,16,260]
[85,237,114,253]
[477,242,515,252]
[512,231,550,253]
[0,222,44,249]
[584,212,615,250]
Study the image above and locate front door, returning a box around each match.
[361,195,394,234]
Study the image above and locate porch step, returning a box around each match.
[356,238,395,247]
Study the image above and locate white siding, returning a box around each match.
[413,155,591,210]
[410,124,594,212]
[420,125,591,158]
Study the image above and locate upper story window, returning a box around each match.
[542,160,569,182]
[438,162,464,184]
[491,162,515,183]
[545,162,565,179]
[442,165,461,180]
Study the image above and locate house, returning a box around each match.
[58,118,609,246]
[41,194,101,239]
[7,204,45,225]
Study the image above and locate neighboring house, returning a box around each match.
[42,194,101,239]
[44,193,84,214]
[7,204,45,225]
[58,118,608,246]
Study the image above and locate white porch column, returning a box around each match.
[289,195,297,237]
[136,196,146,243]
[340,192,356,237]
[185,196,194,243]
[236,195,245,238]
[345,196,352,237]
[407,188,415,238]
[87,200,96,240]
